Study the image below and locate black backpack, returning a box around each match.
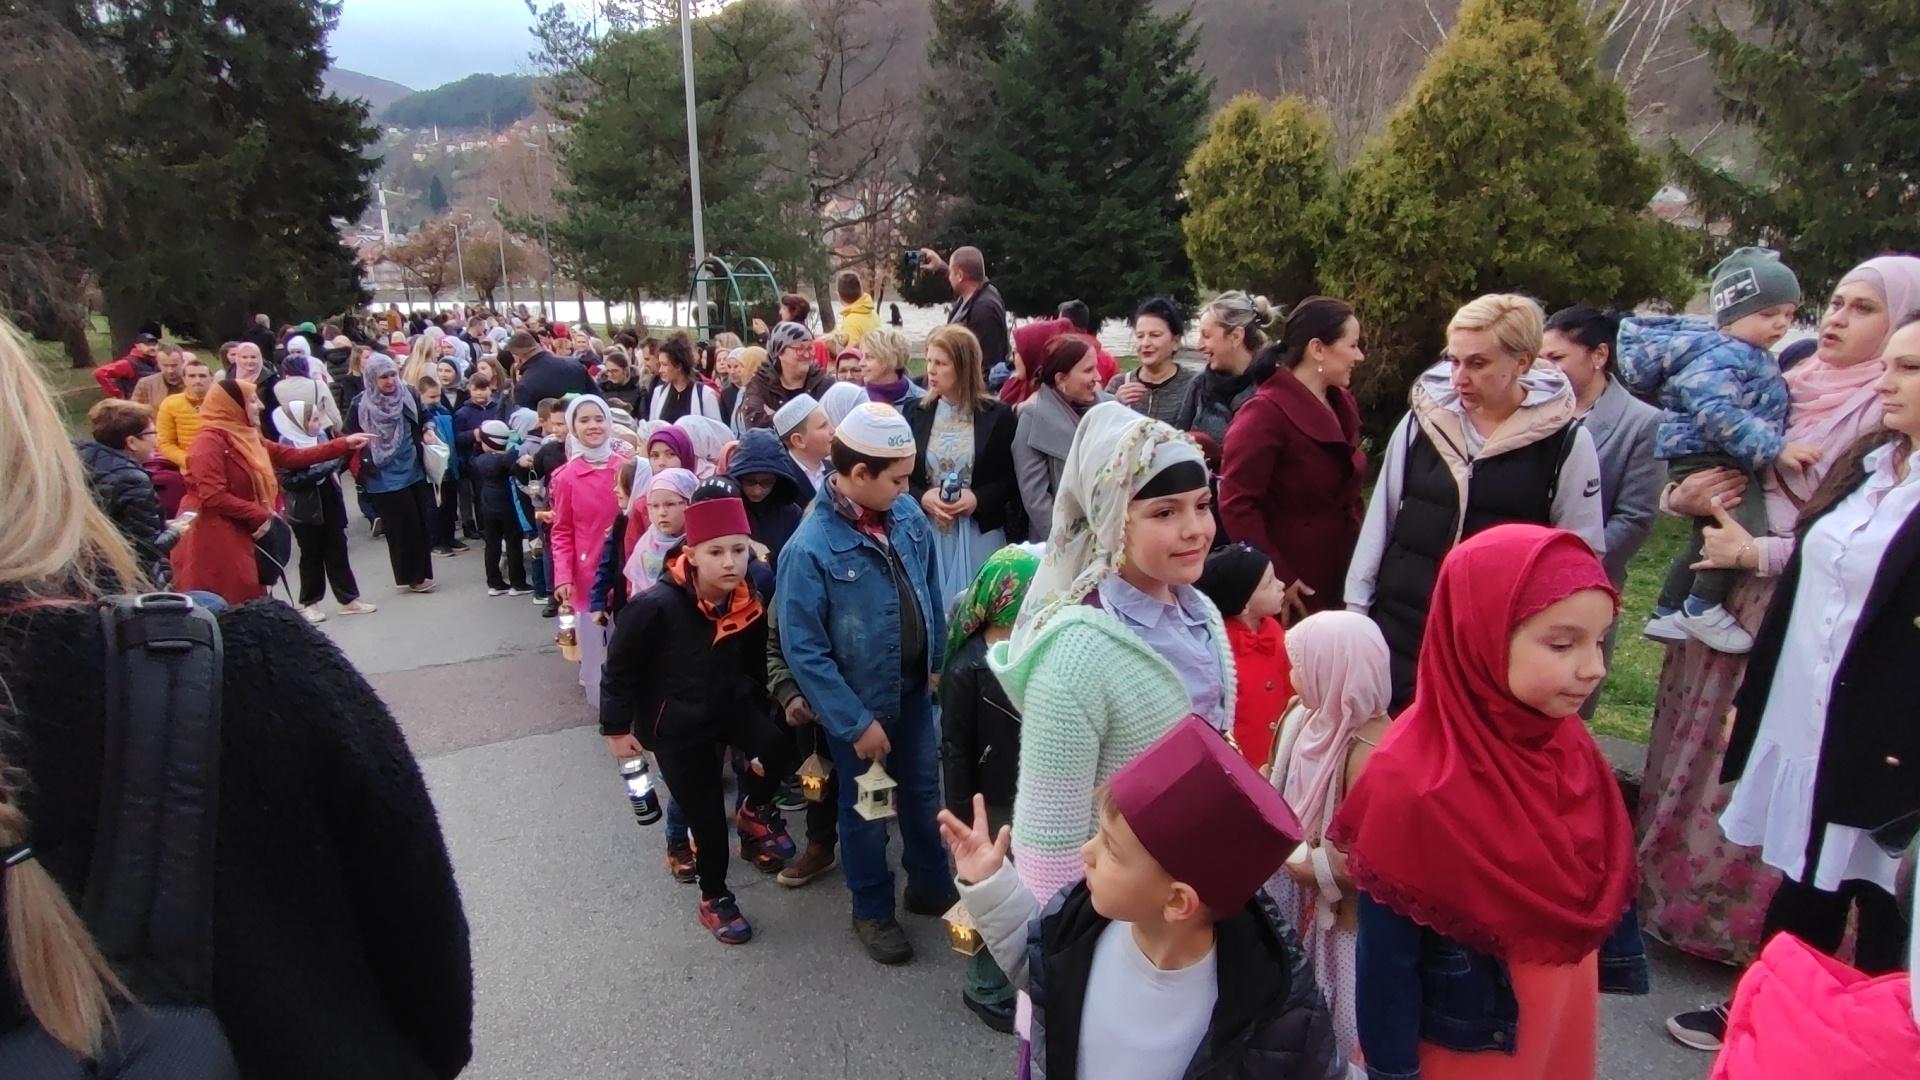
[0,594,241,1077]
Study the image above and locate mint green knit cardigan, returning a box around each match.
[988,600,1237,903]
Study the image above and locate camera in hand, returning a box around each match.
[900,248,923,283]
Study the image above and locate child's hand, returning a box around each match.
[1777,441,1822,471]
[534,509,554,523]
[783,697,816,726]
[938,794,1011,886]
[593,612,608,627]
[604,733,643,759]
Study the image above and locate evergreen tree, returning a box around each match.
[93,0,376,346]
[1671,0,1920,301]
[1321,0,1689,409]
[539,0,816,310]
[957,0,1209,318]
[427,174,449,215]
[1182,94,1337,306]
[908,0,1013,251]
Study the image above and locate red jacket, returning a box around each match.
[92,350,156,399]
[1219,366,1366,613]
[171,430,353,604]
[1224,615,1290,767]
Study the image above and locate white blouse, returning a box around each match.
[1721,442,1920,892]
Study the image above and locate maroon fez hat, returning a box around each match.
[682,497,752,547]
[1108,714,1304,914]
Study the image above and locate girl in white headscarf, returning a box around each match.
[275,398,370,621]
[550,394,632,707]
[674,414,733,480]
[987,400,1233,904]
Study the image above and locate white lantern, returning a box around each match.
[853,761,898,822]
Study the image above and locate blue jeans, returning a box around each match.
[528,548,550,597]
[824,689,948,921]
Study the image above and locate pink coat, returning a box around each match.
[1709,933,1919,1080]
[548,453,629,600]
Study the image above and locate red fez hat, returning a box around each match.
[682,497,751,547]
[1108,715,1303,914]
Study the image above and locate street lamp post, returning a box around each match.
[452,222,469,307]
[487,197,515,311]
[680,0,709,332]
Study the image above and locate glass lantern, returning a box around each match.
[943,900,984,956]
[797,754,833,803]
[556,612,579,662]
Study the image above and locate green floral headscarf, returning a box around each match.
[944,544,1042,663]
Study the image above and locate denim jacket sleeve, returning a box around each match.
[1356,892,1427,1080]
[774,542,876,745]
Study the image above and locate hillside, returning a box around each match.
[383,74,538,132]
[323,67,413,113]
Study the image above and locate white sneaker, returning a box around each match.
[337,600,378,615]
[407,580,439,594]
[300,605,328,624]
[1677,604,1753,654]
[487,587,509,597]
[1642,611,1687,644]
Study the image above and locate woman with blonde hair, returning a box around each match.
[729,346,769,436]
[1344,293,1604,711]
[0,317,473,1076]
[905,324,1018,602]
[860,327,918,410]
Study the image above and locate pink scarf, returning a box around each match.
[1279,611,1391,840]
[1776,255,1920,502]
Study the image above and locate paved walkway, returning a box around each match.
[317,520,1728,1079]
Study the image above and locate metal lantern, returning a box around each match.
[853,761,898,822]
[797,754,833,803]
[943,900,984,957]
[556,612,579,662]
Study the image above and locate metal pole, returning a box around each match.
[680,0,709,335]
[488,198,515,311]
[378,188,393,245]
[541,216,556,323]
[452,223,468,306]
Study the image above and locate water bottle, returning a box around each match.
[941,470,962,503]
[620,757,662,825]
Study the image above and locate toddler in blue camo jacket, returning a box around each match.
[1618,247,1815,654]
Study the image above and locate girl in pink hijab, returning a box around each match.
[1265,609,1392,1071]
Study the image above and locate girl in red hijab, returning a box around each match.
[1329,524,1636,1080]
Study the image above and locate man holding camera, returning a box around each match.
[914,247,1010,372]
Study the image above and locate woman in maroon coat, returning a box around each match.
[172,378,367,604]
[1219,296,1368,620]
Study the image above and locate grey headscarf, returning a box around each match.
[357,353,417,466]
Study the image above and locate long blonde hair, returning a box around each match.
[0,315,135,1056]
[922,324,986,412]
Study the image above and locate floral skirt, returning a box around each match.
[1634,574,1782,966]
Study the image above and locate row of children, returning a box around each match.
[570,385,1653,1079]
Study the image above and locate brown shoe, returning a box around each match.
[775,842,838,888]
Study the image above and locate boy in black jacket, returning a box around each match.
[941,715,1338,1080]
[600,496,796,944]
[470,420,530,595]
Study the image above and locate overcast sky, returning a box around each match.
[331,0,561,90]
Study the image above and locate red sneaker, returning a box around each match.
[735,803,794,873]
[697,895,752,945]
[664,841,697,884]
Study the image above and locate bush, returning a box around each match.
[1182,94,1337,306]
[1320,0,1690,410]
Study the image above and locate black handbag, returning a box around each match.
[253,515,293,587]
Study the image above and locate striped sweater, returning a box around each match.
[988,601,1237,903]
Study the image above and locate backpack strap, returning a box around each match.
[84,594,224,1004]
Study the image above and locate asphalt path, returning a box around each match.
[317,516,1725,1079]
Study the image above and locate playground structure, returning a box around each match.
[688,254,782,344]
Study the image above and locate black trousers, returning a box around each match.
[431,474,461,548]
[801,723,840,850]
[481,512,528,590]
[290,521,359,605]
[368,483,435,587]
[651,714,795,902]
[460,472,484,536]
[1761,871,1910,975]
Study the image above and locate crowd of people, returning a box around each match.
[2,240,1917,1079]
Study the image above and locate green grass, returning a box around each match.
[1589,514,1688,744]
[28,318,117,432]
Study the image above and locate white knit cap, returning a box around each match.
[834,402,916,459]
[773,393,820,438]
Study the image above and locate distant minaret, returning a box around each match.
[433,123,440,143]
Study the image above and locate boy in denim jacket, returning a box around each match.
[1619,247,1814,654]
[774,402,954,965]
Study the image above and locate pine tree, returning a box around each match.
[1671,0,1920,301]
[1182,94,1337,305]
[426,175,449,215]
[957,0,1210,318]
[540,0,816,310]
[93,0,376,346]
[1320,0,1690,409]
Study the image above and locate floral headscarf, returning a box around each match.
[1006,401,1206,663]
[944,544,1042,664]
